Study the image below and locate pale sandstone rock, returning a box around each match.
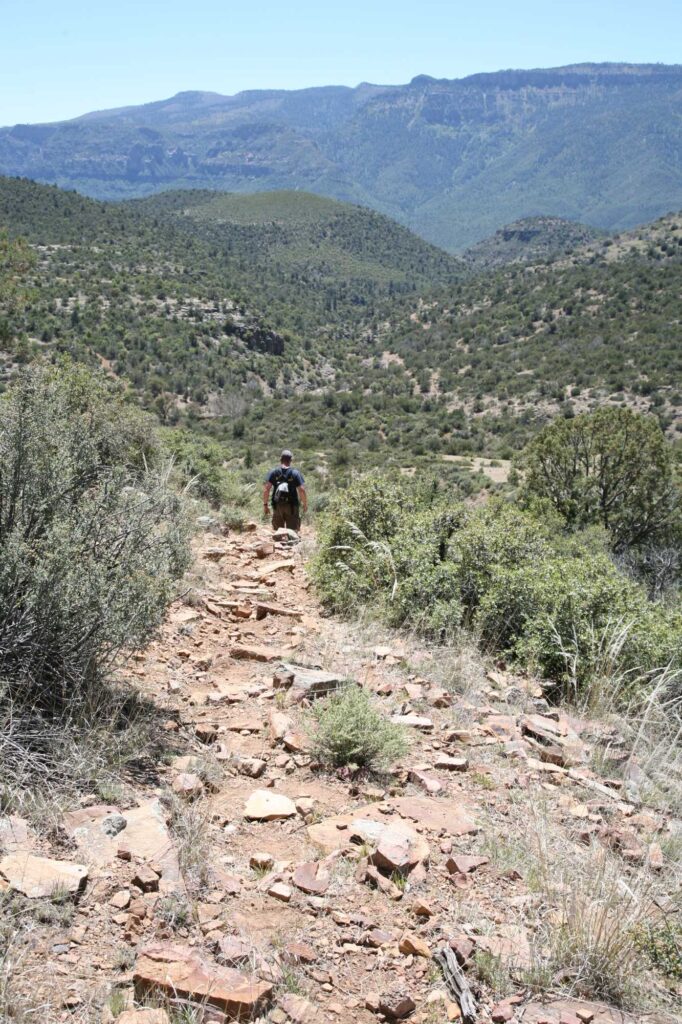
[390,714,434,731]
[0,853,87,899]
[64,799,181,890]
[268,881,293,902]
[0,816,35,854]
[244,790,297,821]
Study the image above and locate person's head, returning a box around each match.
[280,448,293,466]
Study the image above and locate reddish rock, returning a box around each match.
[269,710,293,743]
[218,936,253,967]
[445,854,489,875]
[0,816,34,854]
[255,541,275,559]
[378,990,416,1019]
[273,668,296,690]
[365,822,430,875]
[365,865,403,900]
[283,731,310,754]
[256,602,302,621]
[409,768,442,795]
[231,645,282,663]
[293,861,330,896]
[118,1012,170,1024]
[448,935,475,964]
[284,942,318,964]
[365,929,393,948]
[133,864,160,893]
[491,1001,515,1022]
[133,943,272,1020]
[280,993,322,1023]
[398,931,432,958]
[195,723,218,744]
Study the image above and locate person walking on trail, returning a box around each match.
[263,449,307,532]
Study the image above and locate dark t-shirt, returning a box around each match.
[266,465,305,505]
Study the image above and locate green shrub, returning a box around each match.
[308,684,408,770]
[388,506,465,637]
[312,472,408,613]
[0,362,191,712]
[522,408,678,550]
[313,474,682,702]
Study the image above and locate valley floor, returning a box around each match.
[1,524,679,1024]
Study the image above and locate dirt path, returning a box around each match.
[1,524,678,1024]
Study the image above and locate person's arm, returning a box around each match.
[297,484,308,513]
[263,480,272,516]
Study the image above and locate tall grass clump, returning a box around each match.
[0,362,191,794]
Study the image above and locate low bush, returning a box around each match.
[308,684,408,771]
[313,472,682,703]
[312,473,409,613]
[0,362,191,789]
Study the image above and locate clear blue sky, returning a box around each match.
[2,0,680,125]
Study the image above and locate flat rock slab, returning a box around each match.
[0,853,88,899]
[0,816,35,854]
[64,799,181,890]
[277,663,345,700]
[391,796,478,837]
[292,861,330,895]
[244,790,297,821]
[521,1000,634,1023]
[256,561,296,580]
[134,943,272,1021]
[256,602,302,621]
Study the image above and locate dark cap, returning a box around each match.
[281,449,293,460]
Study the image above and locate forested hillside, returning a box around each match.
[0,176,680,466]
[2,64,682,250]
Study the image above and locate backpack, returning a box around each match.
[272,467,298,506]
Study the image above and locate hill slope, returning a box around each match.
[463,216,606,271]
[2,64,682,250]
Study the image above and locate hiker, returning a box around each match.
[263,449,307,532]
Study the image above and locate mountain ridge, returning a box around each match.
[3,63,682,250]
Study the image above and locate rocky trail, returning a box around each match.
[1,524,679,1024]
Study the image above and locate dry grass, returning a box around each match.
[164,792,213,891]
[0,679,177,828]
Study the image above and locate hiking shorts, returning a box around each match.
[272,502,301,532]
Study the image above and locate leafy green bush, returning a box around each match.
[308,684,408,770]
[0,362,191,712]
